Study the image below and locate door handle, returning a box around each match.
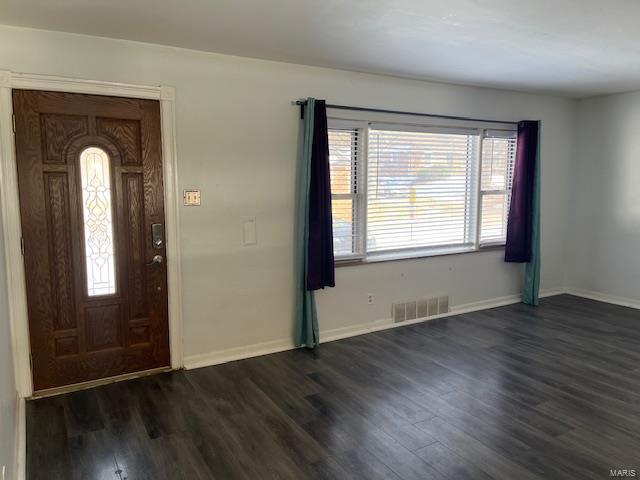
[146,255,163,266]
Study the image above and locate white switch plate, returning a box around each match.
[242,216,257,246]
[183,189,201,206]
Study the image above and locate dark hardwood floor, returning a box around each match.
[27,294,640,479]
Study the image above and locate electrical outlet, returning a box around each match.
[367,293,374,304]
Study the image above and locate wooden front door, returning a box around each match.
[13,90,170,391]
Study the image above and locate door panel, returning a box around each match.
[13,90,170,391]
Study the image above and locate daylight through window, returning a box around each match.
[328,120,516,262]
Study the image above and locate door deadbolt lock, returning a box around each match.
[151,223,164,249]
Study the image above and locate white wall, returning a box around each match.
[566,91,640,302]
[0,25,575,364]
[0,211,17,478]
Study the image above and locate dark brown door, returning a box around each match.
[13,90,170,391]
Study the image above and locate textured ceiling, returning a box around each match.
[1,0,640,97]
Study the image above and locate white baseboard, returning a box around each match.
[184,338,296,370]
[14,395,25,480]
[183,288,564,371]
[565,288,640,310]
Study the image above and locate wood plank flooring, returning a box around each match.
[26,294,640,479]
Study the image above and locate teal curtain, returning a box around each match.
[522,121,541,305]
[294,98,319,347]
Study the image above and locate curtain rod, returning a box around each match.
[294,100,518,126]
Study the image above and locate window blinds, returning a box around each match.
[479,133,516,245]
[328,128,362,257]
[327,122,517,260]
[367,128,478,253]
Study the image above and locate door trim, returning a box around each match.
[0,71,184,397]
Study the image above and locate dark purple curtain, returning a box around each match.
[505,120,540,263]
[307,100,335,290]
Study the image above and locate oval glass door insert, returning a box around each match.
[79,147,117,296]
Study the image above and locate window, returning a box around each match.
[79,147,117,296]
[479,132,517,244]
[328,127,363,258]
[367,127,478,253]
[328,120,516,262]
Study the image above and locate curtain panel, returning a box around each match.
[505,120,541,305]
[294,98,335,348]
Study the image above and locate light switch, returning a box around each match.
[243,217,257,246]
[183,190,201,206]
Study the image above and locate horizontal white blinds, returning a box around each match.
[328,121,517,260]
[328,128,361,257]
[367,129,478,252]
[479,135,516,244]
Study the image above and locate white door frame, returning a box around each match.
[0,70,184,398]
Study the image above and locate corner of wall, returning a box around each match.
[559,96,583,292]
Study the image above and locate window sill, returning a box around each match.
[335,244,505,267]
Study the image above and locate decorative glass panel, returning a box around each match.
[79,147,116,296]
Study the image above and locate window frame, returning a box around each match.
[328,117,517,265]
[328,120,368,262]
[478,130,518,248]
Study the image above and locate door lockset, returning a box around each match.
[146,254,164,266]
[151,223,164,249]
